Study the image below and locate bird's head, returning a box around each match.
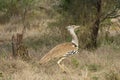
[66,25,80,31]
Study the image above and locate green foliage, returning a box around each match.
[0,0,35,16]
[0,72,3,77]
[111,34,120,47]
[71,58,79,68]
[54,0,120,25]
[98,32,120,50]
[0,0,39,23]
[55,0,96,25]
[59,0,71,11]
[86,64,101,72]
[92,76,99,80]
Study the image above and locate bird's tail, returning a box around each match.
[39,53,51,64]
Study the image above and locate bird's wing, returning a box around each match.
[39,42,78,64]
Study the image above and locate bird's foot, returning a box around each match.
[62,70,67,74]
[61,68,71,74]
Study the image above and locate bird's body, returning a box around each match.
[39,25,80,73]
[40,42,78,64]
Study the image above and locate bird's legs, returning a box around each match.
[57,57,70,73]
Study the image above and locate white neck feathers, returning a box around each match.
[69,29,78,47]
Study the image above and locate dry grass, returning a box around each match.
[0,1,120,80]
[0,17,120,80]
[0,46,120,80]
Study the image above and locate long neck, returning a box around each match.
[69,29,78,47]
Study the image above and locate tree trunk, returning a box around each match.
[79,0,102,49]
[88,0,102,49]
[11,33,30,60]
[12,35,17,57]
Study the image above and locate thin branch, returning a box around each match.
[39,6,48,10]
[107,14,120,18]
[22,7,27,36]
[101,6,118,22]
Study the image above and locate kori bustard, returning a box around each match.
[40,25,80,72]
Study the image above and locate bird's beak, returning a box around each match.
[74,25,80,29]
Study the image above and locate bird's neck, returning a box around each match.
[69,29,78,47]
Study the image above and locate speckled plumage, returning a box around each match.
[40,42,78,64]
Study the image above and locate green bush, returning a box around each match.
[87,64,101,72]
[71,58,79,68]
[92,76,99,80]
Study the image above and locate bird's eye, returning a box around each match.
[72,25,75,27]
[67,26,70,29]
